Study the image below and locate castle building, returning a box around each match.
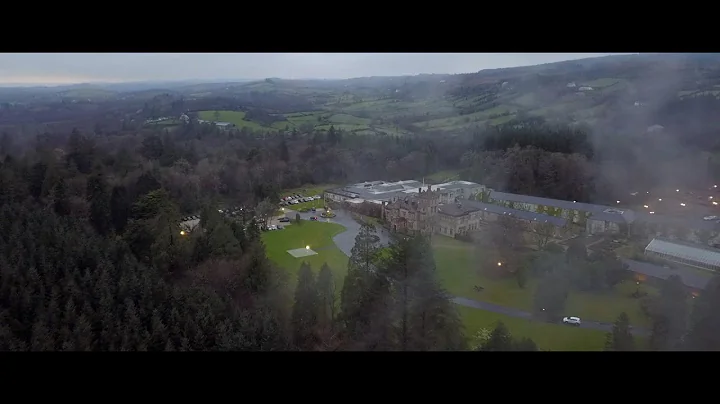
[383,185,440,235]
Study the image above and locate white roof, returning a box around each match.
[645,238,720,268]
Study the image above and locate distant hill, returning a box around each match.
[154,53,720,138]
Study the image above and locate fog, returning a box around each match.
[0,53,630,85]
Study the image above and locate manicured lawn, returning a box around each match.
[282,184,337,198]
[262,220,349,293]
[421,170,461,184]
[457,305,608,351]
[292,199,326,212]
[433,235,654,327]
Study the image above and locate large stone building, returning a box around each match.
[435,199,567,238]
[383,185,440,235]
[487,190,720,245]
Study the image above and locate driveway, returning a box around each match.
[283,208,391,256]
[452,297,648,336]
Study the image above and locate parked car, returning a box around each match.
[310,216,318,221]
[268,225,278,231]
[277,225,283,230]
[562,316,581,326]
[311,208,316,212]
[279,217,290,222]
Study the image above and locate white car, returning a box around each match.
[562,316,581,326]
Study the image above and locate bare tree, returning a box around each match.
[255,198,276,227]
[531,221,556,250]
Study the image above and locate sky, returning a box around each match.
[0,53,633,85]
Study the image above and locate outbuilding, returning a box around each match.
[644,238,720,272]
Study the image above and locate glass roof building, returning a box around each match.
[644,238,720,272]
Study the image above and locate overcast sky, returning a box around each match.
[0,53,632,85]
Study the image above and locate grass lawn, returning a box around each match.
[262,220,349,294]
[292,199,326,212]
[433,235,653,327]
[458,305,608,351]
[197,110,273,132]
[422,170,461,184]
[282,184,337,199]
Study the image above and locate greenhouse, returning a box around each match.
[644,238,720,272]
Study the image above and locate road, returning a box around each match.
[282,208,649,336]
[452,297,648,336]
[282,208,391,255]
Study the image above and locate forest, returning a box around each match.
[1,79,720,350]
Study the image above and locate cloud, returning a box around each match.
[0,53,632,85]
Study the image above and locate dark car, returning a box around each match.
[310,216,318,221]
[279,217,290,222]
[311,207,316,212]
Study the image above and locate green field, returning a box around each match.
[262,220,349,293]
[421,170,461,184]
[197,110,274,132]
[458,305,608,351]
[433,235,653,327]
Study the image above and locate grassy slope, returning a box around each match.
[458,305,607,351]
[432,235,654,327]
[262,220,349,293]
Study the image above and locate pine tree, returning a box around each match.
[686,276,720,350]
[86,173,112,235]
[648,275,688,351]
[340,222,382,337]
[316,263,336,333]
[291,262,319,350]
[605,312,635,351]
[481,322,513,351]
[381,234,465,351]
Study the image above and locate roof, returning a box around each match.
[623,258,709,290]
[490,191,634,223]
[438,203,482,217]
[440,199,567,227]
[402,180,483,194]
[645,238,720,268]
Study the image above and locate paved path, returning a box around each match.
[452,297,648,336]
[284,208,391,256]
[286,209,649,336]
